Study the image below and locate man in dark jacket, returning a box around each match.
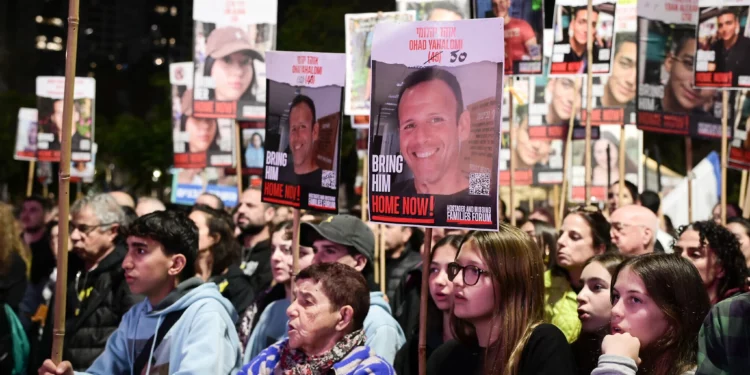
[234,187,275,297]
[382,225,422,307]
[37,194,141,371]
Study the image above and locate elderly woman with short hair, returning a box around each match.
[240,262,395,375]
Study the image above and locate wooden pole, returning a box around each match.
[362,155,368,222]
[584,0,594,205]
[26,160,35,197]
[558,105,577,228]
[685,135,693,223]
[374,224,380,285]
[740,170,747,211]
[291,208,300,299]
[744,173,750,219]
[509,79,516,226]
[553,184,561,230]
[235,121,243,195]
[618,125,626,205]
[721,91,728,226]
[417,228,433,375]
[52,0,80,364]
[379,224,386,294]
[43,183,49,198]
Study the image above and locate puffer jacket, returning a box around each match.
[544,269,581,343]
[39,243,141,370]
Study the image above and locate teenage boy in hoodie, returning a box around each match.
[299,215,406,364]
[38,210,242,375]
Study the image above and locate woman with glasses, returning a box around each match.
[394,235,461,375]
[241,220,315,362]
[547,205,612,343]
[427,226,577,375]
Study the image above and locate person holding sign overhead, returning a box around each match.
[392,67,471,196]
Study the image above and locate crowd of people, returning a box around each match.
[0,181,749,375]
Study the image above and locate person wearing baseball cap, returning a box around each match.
[203,26,264,102]
[300,215,406,364]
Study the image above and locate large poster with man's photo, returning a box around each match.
[192,0,277,120]
[549,0,617,76]
[368,18,503,230]
[499,78,564,186]
[14,108,38,161]
[474,0,545,75]
[345,11,416,116]
[35,76,95,162]
[637,0,734,140]
[262,51,345,212]
[171,62,235,169]
[580,0,637,125]
[695,1,750,88]
[569,124,643,202]
[529,29,599,140]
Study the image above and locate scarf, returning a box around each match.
[279,329,366,375]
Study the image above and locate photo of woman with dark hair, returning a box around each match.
[201,26,263,103]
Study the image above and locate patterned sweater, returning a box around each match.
[241,340,395,375]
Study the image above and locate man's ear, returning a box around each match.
[401,227,412,244]
[664,53,674,74]
[458,110,471,143]
[353,254,368,272]
[263,205,275,223]
[335,305,355,332]
[642,228,653,248]
[169,254,187,277]
[105,224,120,242]
[313,122,320,142]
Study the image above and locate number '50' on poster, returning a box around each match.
[367,18,504,231]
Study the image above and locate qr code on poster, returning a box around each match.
[322,170,336,189]
[469,173,490,196]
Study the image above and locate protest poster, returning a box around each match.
[367,18,503,230]
[549,0,617,76]
[398,0,471,21]
[637,0,735,140]
[474,0,545,75]
[262,51,345,212]
[529,29,599,140]
[35,76,95,162]
[172,62,236,169]
[239,121,266,176]
[36,161,53,186]
[14,108,38,161]
[71,143,97,183]
[345,11,416,116]
[695,1,750,88]
[569,124,643,201]
[192,0,277,120]
[171,167,239,207]
[580,0,637,125]
[728,91,750,169]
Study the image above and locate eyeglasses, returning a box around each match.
[69,222,114,235]
[670,55,695,70]
[447,262,488,286]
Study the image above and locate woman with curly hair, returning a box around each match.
[674,220,749,304]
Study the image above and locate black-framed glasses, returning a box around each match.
[447,262,488,286]
[69,222,113,235]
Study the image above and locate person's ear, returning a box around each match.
[313,122,320,142]
[105,224,120,242]
[401,227,412,244]
[458,110,471,143]
[353,254,367,272]
[335,305,355,332]
[263,205,275,223]
[596,244,606,255]
[642,227,652,248]
[210,232,221,245]
[169,254,187,277]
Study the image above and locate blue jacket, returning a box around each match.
[365,292,406,364]
[242,299,291,363]
[75,278,242,375]
[241,340,395,375]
